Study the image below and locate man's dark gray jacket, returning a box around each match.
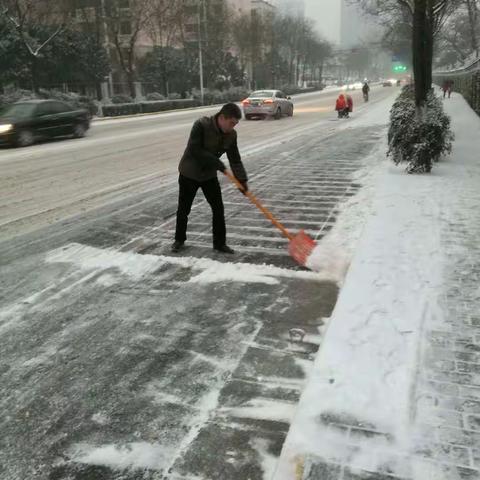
[178,115,248,183]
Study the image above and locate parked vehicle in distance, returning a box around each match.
[242,90,294,120]
[0,100,90,147]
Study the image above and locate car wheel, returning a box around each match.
[274,108,281,120]
[73,123,87,138]
[16,129,34,147]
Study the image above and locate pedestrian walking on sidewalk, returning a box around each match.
[171,103,248,254]
[442,80,453,99]
[447,79,453,98]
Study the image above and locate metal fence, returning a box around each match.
[433,58,480,116]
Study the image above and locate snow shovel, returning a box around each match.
[224,170,317,268]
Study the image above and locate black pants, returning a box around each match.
[174,174,226,247]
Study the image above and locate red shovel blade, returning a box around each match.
[288,230,317,267]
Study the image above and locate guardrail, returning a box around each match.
[433,58,480,115]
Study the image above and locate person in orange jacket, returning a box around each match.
[335,93,352,118]
[346,94,353,113]
[335,93,347,118]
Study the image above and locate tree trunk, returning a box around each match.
[466,0,479,57]
[30,55,39,93]
[127,70,136,99]
[128,50,136,99]
[302,57,307,86]
[413,0,428,107]
[425,0,434,91]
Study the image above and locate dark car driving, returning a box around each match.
[0,99,90,147]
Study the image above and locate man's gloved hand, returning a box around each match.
[216,160,226,172]
[239,181,248,195]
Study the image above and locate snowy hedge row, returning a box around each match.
[388,85,454,173]
[0,89,99,116]
[101,99,201,117]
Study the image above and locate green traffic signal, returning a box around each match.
[393,64,408,72]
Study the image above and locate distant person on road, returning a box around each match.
[171,103,248,254]
[362,82,370,101]
[346,94,353,113]
[335,93,349,118]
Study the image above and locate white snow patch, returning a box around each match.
[46,243,162,281]
[221,399,297,424]
[188,263,279,285]
[68,442,175,470]
[96,273,117,287]
[277,161,446,479]
[251,438,279,480]
[275,93,480,480]
[45,243,339,285]
[21,344,58,367]
[91,413,109,425]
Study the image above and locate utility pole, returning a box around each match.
[198,0,205,105]
[198,3,205,105]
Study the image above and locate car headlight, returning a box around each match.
[0,124,13,134]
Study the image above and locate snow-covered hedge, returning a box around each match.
[101,99,200,117]
[0,89,99,116]
[388,85,454,173]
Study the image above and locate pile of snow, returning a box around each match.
[46,243,337,286]
[275,92,480,480]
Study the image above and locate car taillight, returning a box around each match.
[242,99,250,105]
[263,99,274,104]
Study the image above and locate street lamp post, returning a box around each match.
[100,0,114,99]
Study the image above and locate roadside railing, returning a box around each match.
[433,58,480,116]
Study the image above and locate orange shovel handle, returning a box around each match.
[224,170,293,241]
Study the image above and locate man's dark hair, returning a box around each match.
[218,102,242,120]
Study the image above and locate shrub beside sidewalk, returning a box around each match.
[388,85,454,173]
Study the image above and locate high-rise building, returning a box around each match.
[340,0,370,48]
[305,0,378,48]
[305,0,340,44]
[276,0,305,17]
[227,0,276,15]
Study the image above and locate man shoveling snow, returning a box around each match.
[171,103,248,255]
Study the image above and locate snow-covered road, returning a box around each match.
[0,88,396,480]
[0,87,392,242]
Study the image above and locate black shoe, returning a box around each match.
[214,245,235,254]
[171,241,184,253]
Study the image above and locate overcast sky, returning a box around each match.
[305,0,341,45]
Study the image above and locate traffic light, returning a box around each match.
[392,64,408,73]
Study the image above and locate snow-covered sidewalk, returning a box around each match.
[275,94,480,480]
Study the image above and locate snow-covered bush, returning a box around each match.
[145,92,165,101]
[0,88,99,116]
[191,87,249,105]
[0,89,37,110]
[388,85,454,173]
[111,94,133,104]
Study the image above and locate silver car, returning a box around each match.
[242,90,294,120]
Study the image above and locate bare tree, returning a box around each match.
[464,0,479,55]
[0,0,70,91]
[146,0,182,49]
[104,0,152,99]
[351,0,459,105]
